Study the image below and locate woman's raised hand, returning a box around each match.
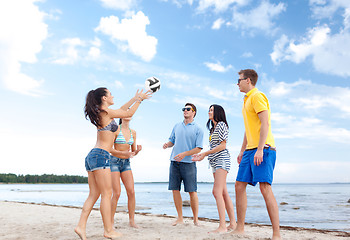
[134,89,142,100]
[134,89,152,102]
[140,89,152,100]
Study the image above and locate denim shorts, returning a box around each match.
[168,161,197,192]
[236,147,276,186]
[85,148,110,172]
[110,156,131,173]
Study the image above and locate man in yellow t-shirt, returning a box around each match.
[233,69,281,240]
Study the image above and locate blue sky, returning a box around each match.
[1,0,350,183]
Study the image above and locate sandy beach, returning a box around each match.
[0,201,349,240]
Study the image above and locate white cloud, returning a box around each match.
[211,18,225,29]
[270,34,289,64]
[292,94,350,115]
[271,26,330,64]
[162,0,194,8]
[271,28,350,77]
[272,113,350,144]
[91,37,102,47]
[95,11,158,62]
[204,61,232,72]
[161,73,199,97]
[160,69,240,103]
[242,52,253,58]
[269,79,311,97]
[45,8,62,21]
[88,47,101,59]
[231,1,286,35]
[52,37,105,64]
[253,63,262,69]
[268,79,350,116]
[0,0,48,96]
[203,86,231,101]
[311,31,350,76]
[271,3,350,77]
[265,79,350,143]
[196,0,247,13]
[309,0,350,20]
[53,38,85,65]
[114,80,124,89]
[99,0,137,11]
[167,82,185,91]
[88,38,102,59]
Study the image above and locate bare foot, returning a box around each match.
[193,220,200,226]
[104,230,122,239]
[227,222,237,231]
[74,226,86,240]
[172,218,184,226]
[232,228,245,235]
[129,221,139,228]
[272,234,282,240]
[210,226,227,233]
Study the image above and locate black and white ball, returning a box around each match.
[145,76,160,93]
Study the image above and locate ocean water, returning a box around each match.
[0,183,349,232]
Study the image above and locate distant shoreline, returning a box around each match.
[1,173,349,184]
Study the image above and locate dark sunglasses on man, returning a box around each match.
[237,77,248,84]
[182,107,193,112]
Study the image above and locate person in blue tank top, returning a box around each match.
[110,117,141,228]
[163,103,204,226]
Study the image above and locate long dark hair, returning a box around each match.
[84,87,108,127]
[206,104,229,133]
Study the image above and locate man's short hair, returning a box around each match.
[185,102,197,117]
[238,69,258,86]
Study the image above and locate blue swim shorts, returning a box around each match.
[236,147,276,186]
[110,156,132,173]
[85,148,110,172]
[168,161,197,192]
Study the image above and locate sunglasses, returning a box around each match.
[238,77,248,84]
[182,107,193,112]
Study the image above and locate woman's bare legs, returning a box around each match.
[212,169,235,233]
[75,171,101,240]
[93,169,122,238]
[223,183,236,230]
[75,169,122,239]
[111,171,121,226]
[121,170,138,228]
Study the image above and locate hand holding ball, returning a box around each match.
[145,76,160,93]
